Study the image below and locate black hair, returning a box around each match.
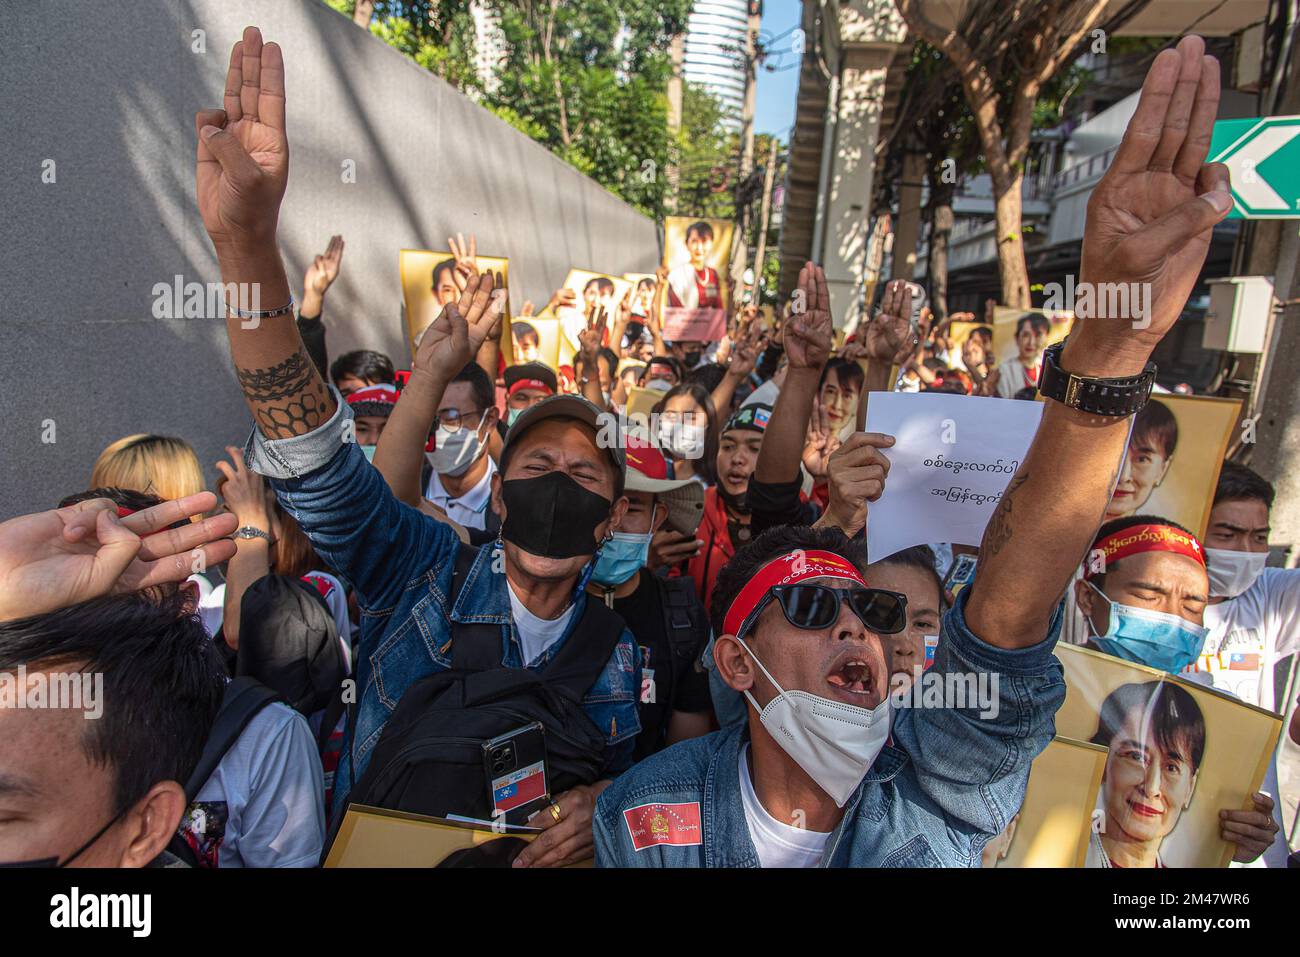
[1013,386,1039,401]
[1090,680,1206,775]
[1088,514,1198,589]
[686,221,714,243]
[872,544,946,611]
[686,361,727,394]
[970,325,994,345]
[512,321,539,346]
[1132,398,1178,459]
[431,258,457,289]
[452,361,496,414]
[653,381,719,485]
[820,356,865,395]
[1016,314,1051,336]
[1214,461,1274,509]
[329,350,396,389]
[710,525,867,638]
[0,594,225,817]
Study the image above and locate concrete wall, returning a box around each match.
[0,0,659,519]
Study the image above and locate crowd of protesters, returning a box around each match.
[0,27,1296,870]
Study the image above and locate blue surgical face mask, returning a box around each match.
[507,408,523,427]
[361,444,378,463]
[1084,580,1208,673]
[590,530,653,587]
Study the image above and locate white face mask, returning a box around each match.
[1205,547,1268,599]
[735,636,891,807]
[657,419,706,460]
[429,420,488,476]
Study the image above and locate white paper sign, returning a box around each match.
[864,392,1043,561]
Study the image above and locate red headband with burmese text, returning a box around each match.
[723,549,868,637]
[1083,523,1206,580]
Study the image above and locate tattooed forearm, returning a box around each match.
[237,349,319,401]
[982,473,1028,559]
[237,348,333,439]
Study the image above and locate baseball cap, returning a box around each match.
[503,394,626,484]
[624,435,704,536]
[504,362,558,398]
[722,401,772,435]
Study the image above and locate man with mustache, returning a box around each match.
[594,36,1241,866]
[194,27,639,867]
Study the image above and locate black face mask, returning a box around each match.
[717,483,750,516]
[501,470,612,559]
[683,350,702,368]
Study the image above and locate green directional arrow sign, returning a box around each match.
[1209,115,1300,219]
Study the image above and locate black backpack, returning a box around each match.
[341,545,625,826]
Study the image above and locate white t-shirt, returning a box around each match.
[1186,568,1300,711]
[180,700,325,868]
[426,455,497,531]
[507,581,576,667]
[996,356,1038,398]
[738,744,831,868]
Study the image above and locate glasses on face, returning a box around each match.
[434,408,484,433]
[743,584,908,639]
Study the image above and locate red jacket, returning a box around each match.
[686,486,739,614]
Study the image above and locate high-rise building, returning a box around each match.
[470,0,505,96]
[682,0,750,129]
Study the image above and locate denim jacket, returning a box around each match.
[244,390,641,807]
[593,587,1065,866]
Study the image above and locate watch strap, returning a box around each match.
[1037,341,1155,417]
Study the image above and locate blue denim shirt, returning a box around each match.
[593,587,1065,866]
[244,390,641,808]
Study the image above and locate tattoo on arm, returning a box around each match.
[236,349,332,439]
[982,473,1028,559]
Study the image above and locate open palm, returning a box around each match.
[786,261,833,369]
[1080,35,1232,356]
[195,27,289,249]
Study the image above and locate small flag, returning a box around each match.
[623,802,703,852]
[491,760,546,814]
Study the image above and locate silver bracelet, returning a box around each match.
[226,295,296,320]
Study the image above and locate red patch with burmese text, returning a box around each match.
[623,801,703,852]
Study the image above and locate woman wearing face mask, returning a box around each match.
[587,439,712,761]
[652,382,718,487]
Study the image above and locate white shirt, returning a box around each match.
[996,356,1038,398]
[1188,568,1300,711]
[183,701,325,868]
[738,744,831,868]
[425,455,497,531]
[507,581,576,667]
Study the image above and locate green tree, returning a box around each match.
[675,82,739,220]
[325,0,695,217]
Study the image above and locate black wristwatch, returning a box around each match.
[1036,340,1156,417]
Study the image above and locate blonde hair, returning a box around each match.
[90,434,205,503]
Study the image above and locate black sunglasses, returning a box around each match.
[743,584,908,638]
